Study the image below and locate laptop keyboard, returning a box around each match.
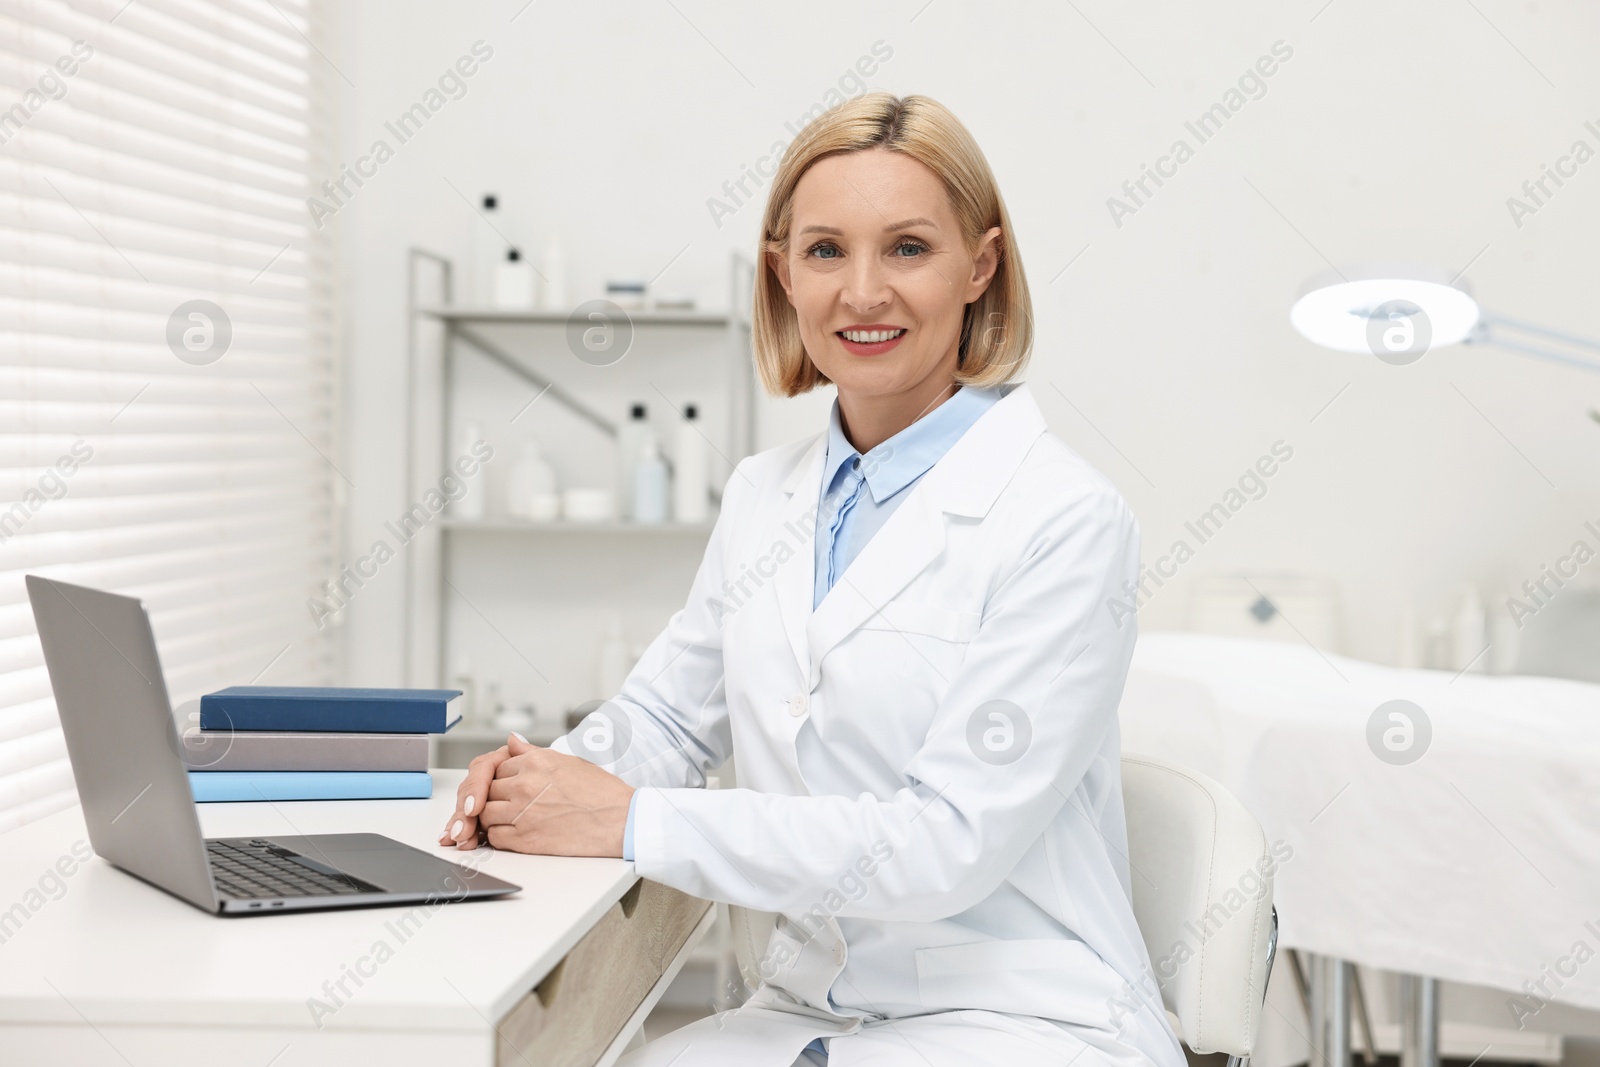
[206,840,374,899]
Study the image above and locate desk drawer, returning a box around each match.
[496,879,711,1067]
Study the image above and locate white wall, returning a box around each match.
[328,0,1600,689]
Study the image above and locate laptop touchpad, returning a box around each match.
[267,833,464,895]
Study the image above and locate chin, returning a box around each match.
[815,349,926,395]
[820,362,914,397]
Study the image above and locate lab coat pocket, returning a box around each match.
[915,938,1130,1028]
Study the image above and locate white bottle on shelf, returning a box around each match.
[493,247,535,309]
[615,404,649,520]
[632,433,669,525]
[540,236,567,310]
[1396,599,1420,668]
[506,439,559,521]
[482,678,503,729]
[452,421,486,521]
[1488,593,1521,675]
[673,403,709,524]
[471,193,501,305]
[448,656,478,727]
[1453,585,1487,673]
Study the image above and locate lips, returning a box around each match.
[836,325,907,356]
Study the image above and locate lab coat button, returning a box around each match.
[787,693,807,717]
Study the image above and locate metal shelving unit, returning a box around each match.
[404,250,757,763]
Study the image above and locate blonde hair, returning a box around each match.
[753,93,1033,397]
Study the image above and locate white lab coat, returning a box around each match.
[567,384,1184,1067]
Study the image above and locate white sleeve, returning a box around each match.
[549,459,748,789]
[627,484,1141,923]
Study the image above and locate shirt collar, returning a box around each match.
[822,385,1002,506]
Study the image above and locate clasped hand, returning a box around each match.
[438,733,634,857]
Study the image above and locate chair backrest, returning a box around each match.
[728,755,1276,1058]
[1121,754,1275,1057]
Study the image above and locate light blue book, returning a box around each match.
[188,771,433,803]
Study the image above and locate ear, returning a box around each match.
[964,227,1003,303]
[766,246,795,305]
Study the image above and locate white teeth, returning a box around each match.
[841,329,905,343]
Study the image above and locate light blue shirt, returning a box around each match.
[813,385,1000,609]
[623,385,1000,870]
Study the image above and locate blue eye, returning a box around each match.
[893,240,928,257]
[806,242,841,259]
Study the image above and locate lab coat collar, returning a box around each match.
[780,432,826,496]
[778,382,1041,517]
[819,385,1002,508]
[913,381,1042,519]
[775,383,1047,691]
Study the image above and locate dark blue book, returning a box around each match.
[199,686,462,734]
[189,771,433,802]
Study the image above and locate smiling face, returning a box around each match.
[768,148,1000,428]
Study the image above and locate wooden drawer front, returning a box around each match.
[496,879,711,1067]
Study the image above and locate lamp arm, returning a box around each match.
[1464,311,1600,373]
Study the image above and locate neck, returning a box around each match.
[837,374,959,454]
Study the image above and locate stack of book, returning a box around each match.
[181,686,462,802]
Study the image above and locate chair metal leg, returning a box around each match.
[1401,974,1415,1067]
[1290,950,1374,1065]
[1402,975,1441,1067]
[1287,948,1312,1019]
[1226,906,1280,1067]
[1418,977,1440,1067]
[1420,979,1446,1067]
[1351,965,1378,1066]
[1328,959,1353,1067]
[1310,954,1326,1067]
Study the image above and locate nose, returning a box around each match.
[840,256,891,315]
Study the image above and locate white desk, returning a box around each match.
[0,770,713,1066]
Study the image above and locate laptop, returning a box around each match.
[25,575,521,915]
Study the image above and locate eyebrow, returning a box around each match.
[796,217,939,236]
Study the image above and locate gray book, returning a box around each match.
[180,728,429,772]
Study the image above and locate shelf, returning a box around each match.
[420,306,749,328]
[442,517,716,535]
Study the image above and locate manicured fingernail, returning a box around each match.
[464,795,476,815]
[451,820,463,839]
[512,731,528,744]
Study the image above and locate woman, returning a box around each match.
[438,93,1183,1067]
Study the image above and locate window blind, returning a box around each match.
[0,0,337,832]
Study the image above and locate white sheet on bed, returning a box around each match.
[1120,631,1600,1013]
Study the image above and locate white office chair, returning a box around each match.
[1121,755,1278,1067]
[728,755,1278,1067]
